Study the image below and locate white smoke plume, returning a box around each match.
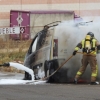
[54,19,100,81]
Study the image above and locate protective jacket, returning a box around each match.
[74,37,99,56]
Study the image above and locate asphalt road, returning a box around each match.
[0,72,100,100]
[0,83,100,100]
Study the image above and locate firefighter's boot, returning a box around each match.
[90,81,99,85]
[73,78,77,84]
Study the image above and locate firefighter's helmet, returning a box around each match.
[87,32,94,38]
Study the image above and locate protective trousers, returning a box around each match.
[75,55,98,82]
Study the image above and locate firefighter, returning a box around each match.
[73,32,100,85]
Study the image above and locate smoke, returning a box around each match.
[54,20,100,81]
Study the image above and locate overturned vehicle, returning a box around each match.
[22,21,77,83]
[23,21,98,83]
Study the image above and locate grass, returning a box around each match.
[0,39,32,72]
[0,39,32,63]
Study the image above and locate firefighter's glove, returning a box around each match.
[73,51,77,56]
[3,63,10,67]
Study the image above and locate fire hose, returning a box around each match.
[0,52,81,82]
[0,51,95,82]
[0,63,10,67]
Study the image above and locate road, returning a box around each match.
[0,83,100,100]
[0,72,100,100]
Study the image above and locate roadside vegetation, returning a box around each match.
[0,38,32,73]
